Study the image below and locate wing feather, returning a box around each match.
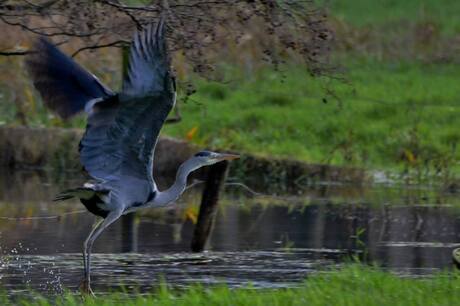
[26,38,114,119]
[122,20,172,97]
[79,19,175,186]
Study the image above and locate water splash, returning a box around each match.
[0,243,64,295]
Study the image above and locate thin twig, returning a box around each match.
[186,180,303,202]
[0,50,30,56]
[165,105,181,124]
[97,0,143,31]
[71,40,127,57]
[0,209,87,221]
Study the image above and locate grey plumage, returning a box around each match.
[25,38,114,119]
[26,19,238,295]
[80,21,175,187]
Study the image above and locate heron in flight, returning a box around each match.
[26,19,238,294]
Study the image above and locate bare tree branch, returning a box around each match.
[71,39,127,57]
[0,0,333,78]
[0,49,30,56]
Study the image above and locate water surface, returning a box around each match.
[0,169,459,295]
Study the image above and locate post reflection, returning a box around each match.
[0,169,459,281]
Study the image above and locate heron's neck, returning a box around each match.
[153,159,197,206]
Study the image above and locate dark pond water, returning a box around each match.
[0,169,459,296]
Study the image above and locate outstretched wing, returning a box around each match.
[26,38,114,119]
[79,20,176,186]
[123,20,174,97]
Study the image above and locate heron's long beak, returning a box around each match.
[216,153,240,161]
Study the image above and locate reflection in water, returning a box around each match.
[0,169,459,295]
[2,252,337,294]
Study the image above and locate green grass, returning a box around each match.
[1,1,459,179]
[163,59,460,176]
[7,265,460,305]
[321,0,460,35]
[166,0,460,177]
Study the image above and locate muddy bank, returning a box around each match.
[0,126,367,186]
[0,126,196,175]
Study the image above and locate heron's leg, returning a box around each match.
[82,218,104,280]
[80,210,122,295]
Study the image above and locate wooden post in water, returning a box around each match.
[121,212,138,253]
[191,160,229,252]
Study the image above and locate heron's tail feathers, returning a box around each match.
[53,190,75,201]
[53,187,105,202]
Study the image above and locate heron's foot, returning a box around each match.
[79,278,95,297]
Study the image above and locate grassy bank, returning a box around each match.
[163,0,460,178]
[7,265,460,305]
[164,59,460,177]
[0,0,459,179]
[323,0,460,34]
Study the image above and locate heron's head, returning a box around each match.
[192,150,239,166]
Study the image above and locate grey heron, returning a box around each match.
[26,19,238,294]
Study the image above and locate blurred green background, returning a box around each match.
[0,0,459,180]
